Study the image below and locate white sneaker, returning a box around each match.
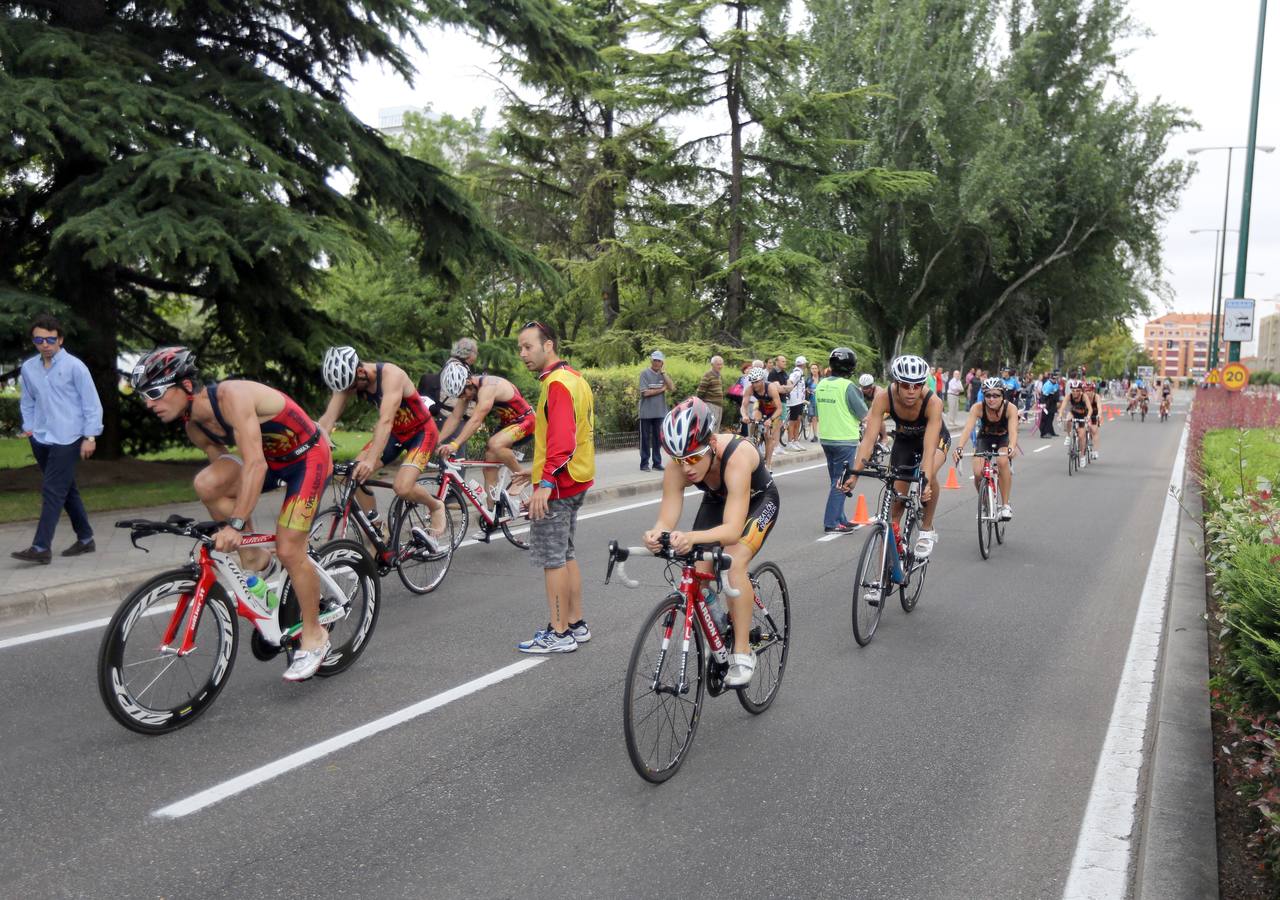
[999,505,1013,521]
[1091,450,1099,460]
[790,441,805,451]
[914,530,938,558]
[774,445,787,455]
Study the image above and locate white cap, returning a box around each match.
[651,350,665,361]
[795,355,807,365]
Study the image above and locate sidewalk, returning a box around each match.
[0,439,830,621]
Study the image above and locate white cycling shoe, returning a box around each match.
[283,640,331,682]
[725,651,757,687]
[998,505,1013,521]
[914,530,938,558]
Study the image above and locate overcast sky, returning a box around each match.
[346,1,1279,346]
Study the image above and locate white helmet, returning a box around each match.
[890,355,930,384]
[857,374,875,388]
[981,376,1004,392]
[660,398,715,459]
[322,346,359,392]
[1068,378,1084,391]
[441,360,471,398]
[747,366,767,383]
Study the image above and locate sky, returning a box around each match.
[345,1,1280,351]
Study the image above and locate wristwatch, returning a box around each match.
[227,517,246,532]
[538,479,555,491]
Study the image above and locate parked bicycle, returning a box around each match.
[98,515,379,735]
[435,455,530,551]
[309,461,453,594]
[843,461,929,646]
[606,534,791,783]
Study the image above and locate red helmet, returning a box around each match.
[660,398,715,458]
[131,347,197,393]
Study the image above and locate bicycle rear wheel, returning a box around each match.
[279,540,380,677]
[736,561,791,714]
[392,498,454,594]
[852,524,888,645]
[977,485,992,560]
[97,570,239,735]
[623,594,705,783]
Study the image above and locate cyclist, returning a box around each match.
[857,373,878,407]
[1137,383,1150,418]
[739,366,785,469]
[645,397,780,687]
[317,346,446,541]
[1085,379,1102,459]
[1160,378,1172,419]
[435,360,535,510]
[132,347,332,682]
[1058,379,1094,461]
[955,376,1019,520]
[843,355,950,558]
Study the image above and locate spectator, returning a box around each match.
[806,362,822,441]
[12,313,103,565]
[515,321,595,654]
[946,369,964,425]
[815,347,868,532]
[1039,370,1061,437]
[784,355,808,450]
[768,356,789,453]
[638,350,673,471]
[695,355,726,432]
[728,361,750,435]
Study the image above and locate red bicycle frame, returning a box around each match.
[159,532,278,656]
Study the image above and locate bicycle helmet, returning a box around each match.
[857,373,875,388]
[890,354,930,384]
[132,346,198,394]
[322,345,359,392]
[440,360,471,398]
[1067,378,1084,391]
[981,376,1004,392]
[746,366,767,383]
[829,347,858,377]
[660,397,715,459]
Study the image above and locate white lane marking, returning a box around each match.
[2,462,831,650]
[0,602,178,651]
[153,658,545,819]
[1034,445,1051,453]
[1061,422,1189,899]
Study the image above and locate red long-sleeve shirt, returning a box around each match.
[540,378,592,498]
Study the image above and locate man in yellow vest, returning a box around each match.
[815,347,869,533]
[514,321,596,653]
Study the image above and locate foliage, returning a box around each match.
[1202,429,1280,502]
[1188,390,1280,483]
[1060,322,1154,380]
[0,396,19,436]
[1211,682,1280,876]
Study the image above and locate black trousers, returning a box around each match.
[1041,396,1060,436]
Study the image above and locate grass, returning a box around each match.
[1202,428,1280,498]
[0,430,372,524]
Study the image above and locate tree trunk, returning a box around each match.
[62,262,121,458]
[722,3,748,339]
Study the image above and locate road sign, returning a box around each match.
[1207,368,1221,385]
[1222,361,1250,392]
[1136,365,1153,380]
[1223,298,1256,342]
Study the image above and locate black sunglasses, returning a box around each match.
[522,320,555,344]
[32,336,59,345]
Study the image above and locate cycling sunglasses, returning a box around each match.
[138,383,174,401]
[671,447,711,464]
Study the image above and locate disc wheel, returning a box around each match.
[735,561,791,714]
[622,594,705,782]
[279,540,380,677]
[852,524,888,646]
[392,498,454,594]
[97,570,238,735]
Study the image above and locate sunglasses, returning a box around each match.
[522,320,555,344]
[32,336,59,345]
[138,384,173,401]
[671,447,711,464]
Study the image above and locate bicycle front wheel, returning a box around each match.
[497,494,530,550]
[623,594,705,783]
[899,511,927,612]
[994,486,1006,545]
[977,485,992,560]
[392,499,454,594]
[97,570,239,735]
[442,482,469,551]
[736,561,791,714]
[852,524,888,645]
[308,505,351,552]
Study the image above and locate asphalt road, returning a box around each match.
[0,400,1186,900]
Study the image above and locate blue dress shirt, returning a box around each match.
[19,349,104,446]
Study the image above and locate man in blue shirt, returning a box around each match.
[12,314,103,564]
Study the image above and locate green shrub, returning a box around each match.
[1203,429,1280,501]
[0,396,19,436]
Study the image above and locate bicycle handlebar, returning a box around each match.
[115,514,223,551]
[605,536,740,598]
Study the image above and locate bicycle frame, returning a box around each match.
[435,457,522,527]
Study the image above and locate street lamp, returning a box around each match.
[1191,227,1241,365]
[1189,145,1276,367]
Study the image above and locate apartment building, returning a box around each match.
[1258,312,1280,373]
[1142,313,1227,378]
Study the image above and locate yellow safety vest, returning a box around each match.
[532,363,595,485]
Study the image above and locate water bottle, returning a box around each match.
[702,587,730,634]
[467,478,484,500]
[246,575,279,612]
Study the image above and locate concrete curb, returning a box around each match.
[0,446,830,625]
[1134,468,1219,897]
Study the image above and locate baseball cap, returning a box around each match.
[651,350,665,361]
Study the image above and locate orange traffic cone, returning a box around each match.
[944,466,961,490]
[851,493,871,525]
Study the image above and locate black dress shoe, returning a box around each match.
[11,547,52,565]
[61,539,96,557]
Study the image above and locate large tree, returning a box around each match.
[0,0,585,454]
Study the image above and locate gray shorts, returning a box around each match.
[529,491,586,570]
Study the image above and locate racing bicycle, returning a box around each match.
[967,448,1009,560]
[844,462,929,646]
[606,534,791,783]
[98,515,379,735]
[435,455,530,551]
[309,461,454,594]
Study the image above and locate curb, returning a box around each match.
[1134,464,1219,896]
[0,447,830,625]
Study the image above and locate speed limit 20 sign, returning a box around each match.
[1222,362,1250,392]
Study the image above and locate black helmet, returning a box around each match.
[132,347,198,394]
[829,347,857,377]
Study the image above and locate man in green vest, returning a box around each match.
[815,347,869,533]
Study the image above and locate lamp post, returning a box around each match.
[1191,226,1241,368]
[1231,0,1272,363]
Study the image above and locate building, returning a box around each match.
[1257,312,1280,373]
[375,105,433,139]
[1143,313,1227,378]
